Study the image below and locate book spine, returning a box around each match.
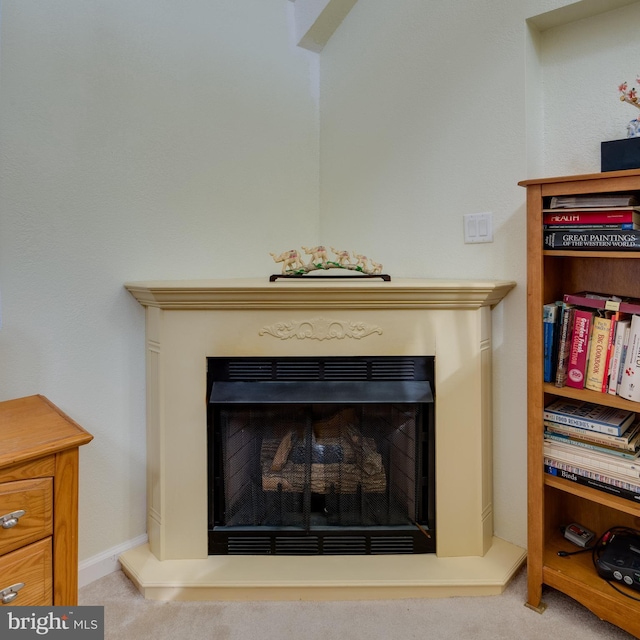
[544,442,640,477]
[543,409,626,436]
[543,223,636,230]
[544,461,640,503]
[550,196,639,208]
[602,314,618,393]
[561,293,640,317]
[585,315,611,391]
[544,229,640,250]
[543,303,559,383]
[619,314,640,402]
[618,323,632,392]
[545,456,640,492]
[543,207,640,212]
[608,318,629,395]
[543,211,639,225]
[544,420,638,449]
[566,309,593,389]
[554,305,574,388]
[542,410,625,435]
[544,431,637,459]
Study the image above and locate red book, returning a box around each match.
[543,209,640,225]
[566,309,594,389]
[562,292,640,316]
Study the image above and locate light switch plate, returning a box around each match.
[464,212,493,243]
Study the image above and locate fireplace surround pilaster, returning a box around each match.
[120,277,525,600]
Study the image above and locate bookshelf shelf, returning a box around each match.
[521,169,640,639]
[544,474,640,517]
[542,382,640,412]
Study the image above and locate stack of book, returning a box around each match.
[544,398,640,502]
[544,291,640,402]
[543,193,640,250]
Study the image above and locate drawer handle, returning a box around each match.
[0,510,26,529]
[0,583,24,604]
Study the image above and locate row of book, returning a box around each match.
[544,398,640,503]
[544,291,640,402]
[543,192,640,251]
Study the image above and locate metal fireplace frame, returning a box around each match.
[207,355,435,555]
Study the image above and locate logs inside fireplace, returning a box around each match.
[207,356,435,555]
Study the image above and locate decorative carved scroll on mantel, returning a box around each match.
[259,318,383,341]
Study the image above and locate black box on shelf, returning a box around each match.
[601,137,640,172]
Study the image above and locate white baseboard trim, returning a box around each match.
[79,534,148,588]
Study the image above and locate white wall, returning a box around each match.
[318,0,530,547]
[318,0,640,547]
[2,0,639,566]
[0,0,320,559]
[541,2,640,176]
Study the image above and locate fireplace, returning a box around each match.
[120,277,525,600]
[208,356,435,555]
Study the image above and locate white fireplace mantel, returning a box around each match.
[119,277,525,601]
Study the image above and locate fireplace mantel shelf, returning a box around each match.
[125,277,516,310]
[120,276,524,601]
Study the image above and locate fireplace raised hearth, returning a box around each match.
[208,356,435,555]
[120,278,525,601]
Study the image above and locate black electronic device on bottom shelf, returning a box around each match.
[595,533,640,591]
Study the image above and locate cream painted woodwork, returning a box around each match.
[0,395,93,606]
[521,169,640,639]
[121,277,526,600]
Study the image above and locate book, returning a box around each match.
[566,308,594,389]
[601,310,620,393]
[544,440,640,478]
[545,458,640,496]
[544,229,640,250]
[543,398,635,436]
[608,317,631,395]
[618,321,633,393]
[584,313,612,391]
[543,302,561,383]
[544,224,638,230]
[544,430,640,460]
[554,303,575,388]
[544,419,640,452]
[549,194,640,209]
[543,209,640,227]
[545,455,640,490]
[618,314,640,402]
[544,460,640,503]
[562,291,640,316]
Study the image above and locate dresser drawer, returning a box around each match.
[0,537,52,606]
[0,478,53,556]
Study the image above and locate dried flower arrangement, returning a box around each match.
[618,78,640,137]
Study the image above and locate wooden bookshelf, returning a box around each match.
[520,169,640,639]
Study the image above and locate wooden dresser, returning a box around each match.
[0,395,93,606]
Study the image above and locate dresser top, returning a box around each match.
[0,395,93,469]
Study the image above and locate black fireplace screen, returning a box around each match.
[207,356,435,555]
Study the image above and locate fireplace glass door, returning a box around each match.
[208,357,435,555]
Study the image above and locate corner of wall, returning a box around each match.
[79,534,149,589]
[524,21,544,178]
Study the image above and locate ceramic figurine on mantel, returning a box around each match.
[269,246,389,281]
[618,78,640,137]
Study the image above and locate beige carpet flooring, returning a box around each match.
[79,565,637,639]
